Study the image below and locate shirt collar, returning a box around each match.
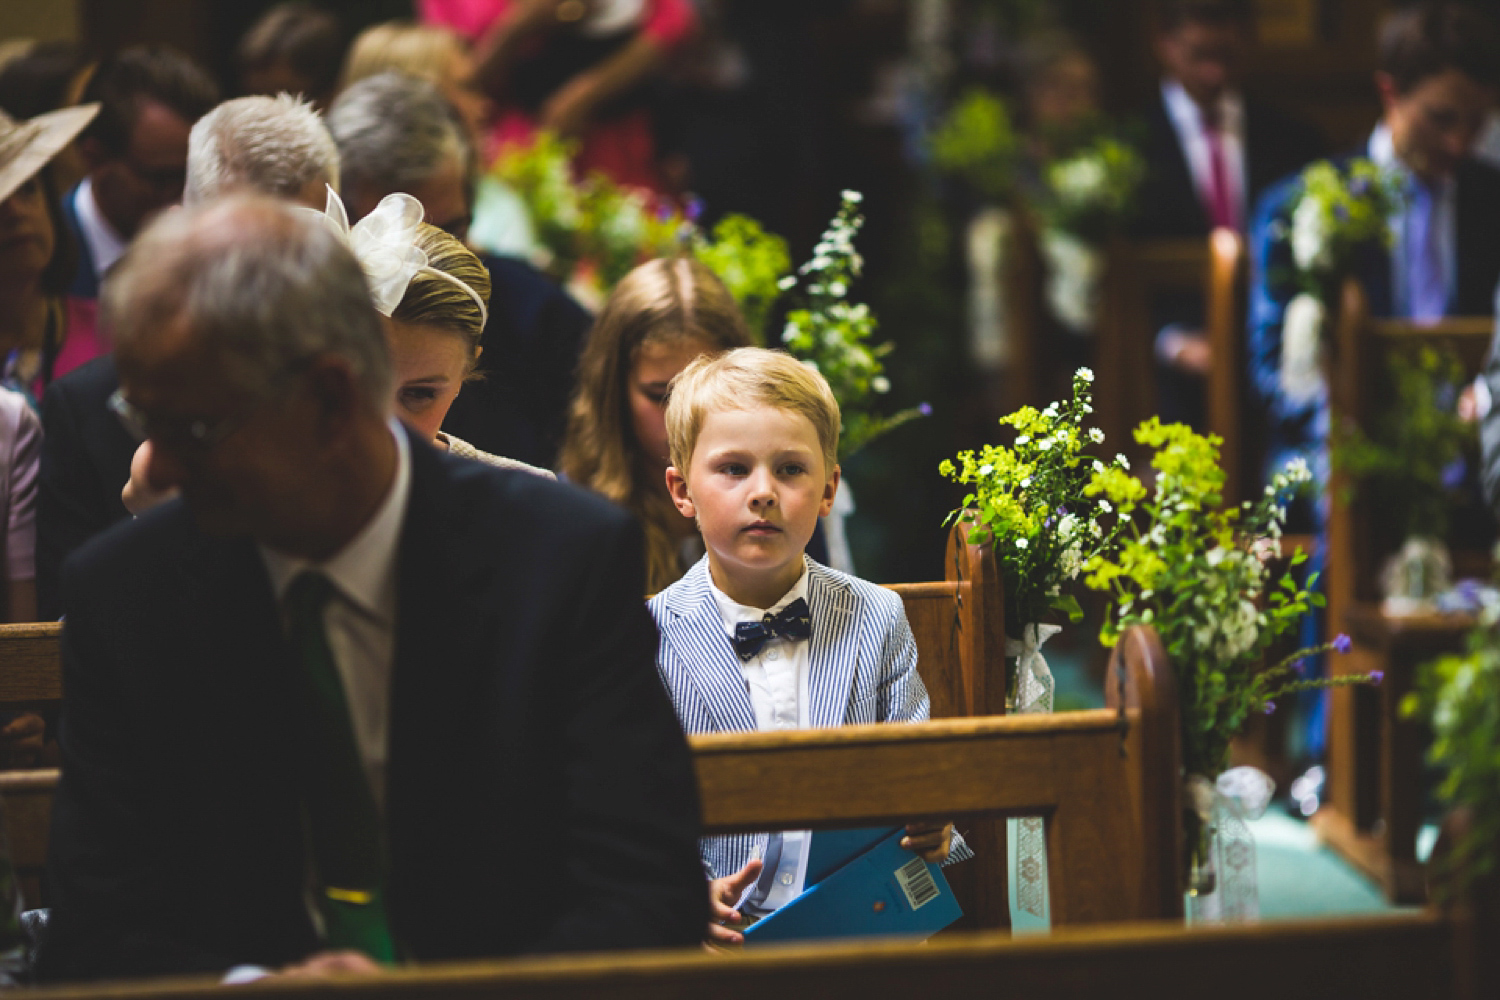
[709,555,812,638]
[260,419,411,623]
[1161,79,1242,135]
[75,177,129,280]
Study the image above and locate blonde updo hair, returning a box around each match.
[341,21,463,90]
[391,222,491,371]
[559,257,754,592]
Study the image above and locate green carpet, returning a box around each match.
[1248,806,1396,919]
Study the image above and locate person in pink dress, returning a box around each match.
[420,0,696,192]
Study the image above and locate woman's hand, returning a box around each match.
[704,858,762,950]
[902,822,954,864]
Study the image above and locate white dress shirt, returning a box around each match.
[73,177,128,282]
[1161,80,1248,232]
[709,557,812,914]
[259,421,411,813]
[1369,123,1457,320]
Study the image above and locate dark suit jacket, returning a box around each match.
[439,256,592,470]
[1135,90,1326,242]
[36,429,706,982]
[1249,152,1500,456]
[36,356,134,621]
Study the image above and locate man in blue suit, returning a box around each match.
[1247,1,1500,776]
[1250,2,1500,483]
[36,196,705,982]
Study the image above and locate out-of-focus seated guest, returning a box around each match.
[63,46,218,380]
[37,94,336,619]
[1016,32,1102,181]
[328,71,591,468]
[35,194,706,982]
[0,386,39,624]
[1251,1,1500,485]
[237,2,345,111]
[0,40,95,194]
[123,190,555,510]
[0,103,97,404]
[559,257,754,593]
[1138,0,1323,423]
[422,0,698,193]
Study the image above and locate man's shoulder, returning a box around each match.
[1458,157,1500,204]
[479,253,591,334]
[42,354,116,415]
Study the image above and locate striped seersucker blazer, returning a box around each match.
[648,554,971,884]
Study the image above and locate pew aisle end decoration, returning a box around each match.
[1403,584,1500,898]
[1277,158,1400,406]
[780,190,929,461]
[1332,346,1475,613]
[940,368,1129,925]
[1034,134,1143,333]
[1083,419,1383,922]
[493,131,690,307]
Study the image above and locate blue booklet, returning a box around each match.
[742,829,963,946]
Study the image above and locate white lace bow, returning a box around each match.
[303,185,488,327]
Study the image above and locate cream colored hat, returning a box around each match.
[0,102,99,204]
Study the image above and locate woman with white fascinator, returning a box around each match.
[121,187,550,515]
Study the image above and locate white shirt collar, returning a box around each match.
[74,176,129,280]
[1161,80,1243,138]
[709,555,812,637]
[260,420,411,623]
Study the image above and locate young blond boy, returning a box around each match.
[648,347,967,947]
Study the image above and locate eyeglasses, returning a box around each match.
[108,388,255,454]
[107,360,313,455]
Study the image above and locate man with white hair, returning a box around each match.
[328,71,590,470]
[37,94,342,618]
[36,195,705,982]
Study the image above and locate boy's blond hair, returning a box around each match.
[666,347,841,476]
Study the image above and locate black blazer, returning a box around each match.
[36,356,135,621]
[36,430,706,982]
[1135,90,1325,241]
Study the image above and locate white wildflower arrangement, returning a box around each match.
[1082,418,1381,781]
[939,369,1130,659]
[1038,135,1144,244]
[1275,158,1400,406]
[781,191,927,459]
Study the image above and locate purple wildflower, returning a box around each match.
[1333,633,1352,654]
[684,196,704,223]
[1292,658,1307,674]
[1334,203,1350,222]
[1263,702,1276,715]
[1349,176,1371,198]
[655,202,675,223]
[918,402,933,417]
[1369,671,1384,685]
[1058,507,1070,517]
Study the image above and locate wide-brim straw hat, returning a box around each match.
[0,102,99,205]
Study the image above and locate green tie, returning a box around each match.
[284,571,396,964]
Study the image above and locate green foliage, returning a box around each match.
[780,191,926,459]
[1403,597,1500,895]
[1083,421,1377,777]
[940,369,1129,636]
[930,89,1019,202]
[1285,158,1402,291]
[1038,135,1145,242]
[1332,347,1474,539]
[694,214,791,341]
[493,132,688,292]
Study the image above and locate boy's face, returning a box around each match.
[667,403,839,606]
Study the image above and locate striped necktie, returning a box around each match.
[284,570,396,963]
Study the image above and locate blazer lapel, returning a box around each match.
[805,562,859,728]
[660,559,758,733]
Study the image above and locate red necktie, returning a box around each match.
[1204,121,1237,231]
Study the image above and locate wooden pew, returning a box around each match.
[0,623,1182,938]
[20,912,1464,1000]
[0,621,65,907]
[1317,277,1492,901]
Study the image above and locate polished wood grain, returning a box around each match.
[0,621,63,705]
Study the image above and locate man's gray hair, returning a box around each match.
[185,93,340,205]
[104,195,392,409]
[326,70,469,198]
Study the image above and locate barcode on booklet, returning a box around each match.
[895,855,939,910]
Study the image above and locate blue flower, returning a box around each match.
[1263,702,1277,715]
[1349,176,1371,198]
[1333,633,1352,654]
[1369,670,1384,685]
[919,402,933,417]
[1334,203,1350,222]
[1441,457,1466,490]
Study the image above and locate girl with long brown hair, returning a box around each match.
[559,257,752,593]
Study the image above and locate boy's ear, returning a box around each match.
[819,464,841,519]
[665,465,696,518]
